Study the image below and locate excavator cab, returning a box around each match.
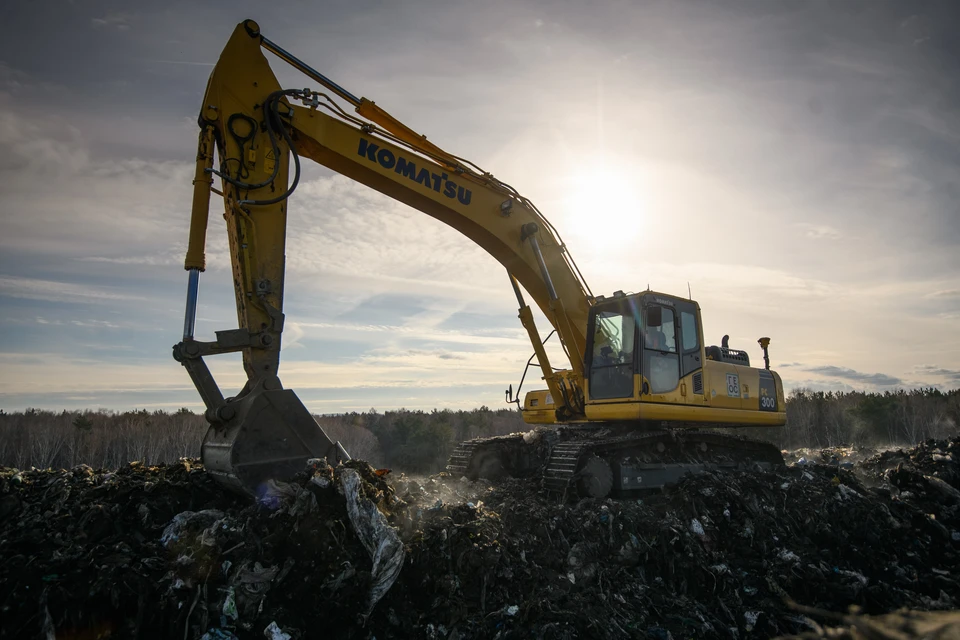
[583,291,702,404]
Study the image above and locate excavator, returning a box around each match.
[172,20,787,499]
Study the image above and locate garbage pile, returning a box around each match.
[857,437,960,490]
[782,445,876,468]
[1,437,958,639]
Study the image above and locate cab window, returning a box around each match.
[643,309,676,353]
[680,310,698,351]
[589,306,636,399]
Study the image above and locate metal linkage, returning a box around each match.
[183,268,200,341]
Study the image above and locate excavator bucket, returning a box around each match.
[200,388,347,497]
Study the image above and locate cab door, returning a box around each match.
[640,304,682,401]
[585,302,638,402]
[674,299,706,403]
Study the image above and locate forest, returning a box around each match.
[1,387,957,473]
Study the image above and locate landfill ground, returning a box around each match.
[1,437,958,640]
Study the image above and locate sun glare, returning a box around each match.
[558,160,649,253]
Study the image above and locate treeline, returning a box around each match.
[754,387,960,450]
[317,407,523,472]
[0,388,957,472]
[0,406,525,473]
[0,408,205,471]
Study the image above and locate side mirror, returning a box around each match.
[645,306,662,327]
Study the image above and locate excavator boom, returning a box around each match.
[174,20,786,498]
[174,20,595,494]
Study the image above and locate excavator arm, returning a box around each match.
[173,20,594,494]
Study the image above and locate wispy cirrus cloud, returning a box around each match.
[91,13,131,31]
[0,276,145,304]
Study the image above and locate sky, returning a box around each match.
[0,0,958,414]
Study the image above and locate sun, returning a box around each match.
[557,159,649,253]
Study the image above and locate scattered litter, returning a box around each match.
[263,621,292,640]
[690,518,705,536]
[221,586,237,621]
[778,549,800,563]
[837,484,861,500]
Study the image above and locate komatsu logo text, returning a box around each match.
[357,138,472,205]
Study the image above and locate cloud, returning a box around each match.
[0,276,145,304]
[804,365,903,387]
[0,62,28,93]
[631,262,840,303]
[285,175,506,298]
[1,0,959,412]
[928,289,960,298]
[914,365,960,384]
[91,13,131,31]
[0,110,89,174]
[290,320,525,347]
[70,319,120,329]
[795,224,842,240]
[0,351,230,395]
[140,59,215,68]
[77,254,181,267]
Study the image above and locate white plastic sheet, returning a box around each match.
[340,468,405,617]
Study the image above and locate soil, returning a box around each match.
[1,438,958,639]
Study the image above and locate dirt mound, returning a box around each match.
[1,439,958,639]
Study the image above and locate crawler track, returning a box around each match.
[448,425,784,498]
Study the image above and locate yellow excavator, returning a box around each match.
[173,20,786,499]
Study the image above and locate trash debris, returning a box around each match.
[200,629,238,640]
[0,437,958,638]
[690,518,705,536]
[221,586,238,622]
[340,468,405,617]
[263,621,292,640]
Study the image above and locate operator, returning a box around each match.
[593,324,617,365]
[645,327,668,351]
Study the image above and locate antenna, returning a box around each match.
[687,282,692,300]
